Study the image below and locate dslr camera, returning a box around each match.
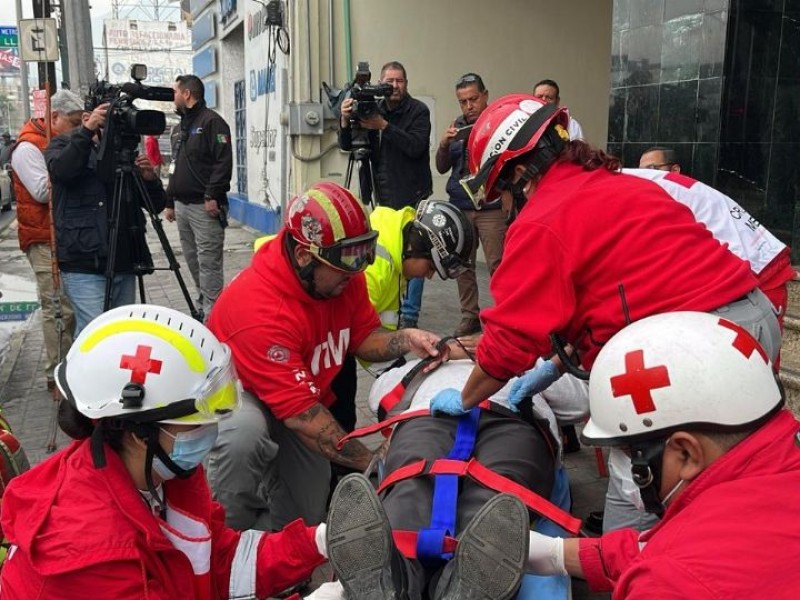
[350,61,393,121]
[86,64,174,181]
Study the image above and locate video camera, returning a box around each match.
[350,62,393,121]
[86,64,173,181]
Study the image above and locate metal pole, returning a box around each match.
[61,0,94,96]
[15,0,30,120]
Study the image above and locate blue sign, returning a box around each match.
[0,27,18,36]
[193,47,216,78]
[205,81,218,109]
[221,0,238,25]
[192,11,216,50]
[249,66,275,101]
[189,0,214,17]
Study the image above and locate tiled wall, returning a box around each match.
[718,0,800,248]
[608,0,800,252]
[607,0,729,184]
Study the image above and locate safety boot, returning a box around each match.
[327,474,408,600]
[434,494,529,600]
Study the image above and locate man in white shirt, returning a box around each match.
[532,79,584,141]
[10,89,83,389]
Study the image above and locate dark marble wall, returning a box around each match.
[607,0,729,184]
[718,0,800,250]
[609,0,800,252]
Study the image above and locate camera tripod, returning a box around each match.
[344,130,377,207]
[104,146,200,321]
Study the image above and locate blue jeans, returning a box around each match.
[400,277,424,323]
[61,271,136,336]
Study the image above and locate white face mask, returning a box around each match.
[661,478,685,506]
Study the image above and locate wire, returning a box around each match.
[290,136,340,162]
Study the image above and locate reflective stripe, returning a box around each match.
[375,244,392,262]
[79,320,205,372]
[229,529,265,599]
[307,189,346,241]
[379,310,399,327]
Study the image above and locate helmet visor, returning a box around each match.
[190,347,242,421]
[460,153,502,208]
[313,230,378,272]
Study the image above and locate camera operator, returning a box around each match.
[165,74,233,321]
[338,61,433,329]
[45,102,166,336]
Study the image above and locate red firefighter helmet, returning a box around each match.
[286,182,377,272]
[462,94,569,206]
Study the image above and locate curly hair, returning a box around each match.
[557,140,621,172]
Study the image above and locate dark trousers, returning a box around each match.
[380,412,556,599]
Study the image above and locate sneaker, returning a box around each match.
[454,317,482,337]
[435,494,529,600]
[398,315,417,330]
[327,474,407,600]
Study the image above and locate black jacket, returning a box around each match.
[166,101,233,207]
[46,126,166,274]
[338,94,432,209]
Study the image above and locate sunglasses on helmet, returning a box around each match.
[310,230,378,273]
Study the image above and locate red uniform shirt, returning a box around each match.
[478,163,757,380]
[208,230,380,419]
[578,411,800,598]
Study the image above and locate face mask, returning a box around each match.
[661,478,685,506]
[152,423,219,480]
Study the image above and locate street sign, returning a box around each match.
[18,18,59,62]
[0,26,17,48]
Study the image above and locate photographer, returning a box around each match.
[338,61,433,329]
[45,102,166,336]
[165,74,233,321]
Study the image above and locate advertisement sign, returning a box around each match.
[32,89,48,118]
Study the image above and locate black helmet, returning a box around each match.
[411,200,474,280]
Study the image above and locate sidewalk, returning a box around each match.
[0,213,609,599]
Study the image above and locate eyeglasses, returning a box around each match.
[310,230,379,273]
[382,78,406,85]
[643,162,675,170]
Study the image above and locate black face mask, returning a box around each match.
[630,438,669,517]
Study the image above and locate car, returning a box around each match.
[0,165,12,212]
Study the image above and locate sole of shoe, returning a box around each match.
[327,474,399,600]
[438,493,529,600]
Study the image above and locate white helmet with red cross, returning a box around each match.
[55,304,241,425]
[582,311,783,446]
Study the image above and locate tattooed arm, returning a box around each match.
[284,402,373,471]
[355,327,442,363]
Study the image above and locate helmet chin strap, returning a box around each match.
[286,234,324,299]
[630,438,668,517]
[135,424,196,517]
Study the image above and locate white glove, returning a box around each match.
[525,531,567,576]
[314,523,328,558]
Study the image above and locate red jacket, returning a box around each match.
[579,410,800,598]
[0,440,325,599]
[208,229,381,419]
[477,163,757,380]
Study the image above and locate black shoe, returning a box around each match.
[454,317,482,337]
[327,474,407,599]
[582,510,604,536]
[562,424,581,454]
[398,315,417,330]
[435,494,529,600]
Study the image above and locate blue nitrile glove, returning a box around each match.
[508,360,562,410]
[430,388,469,416]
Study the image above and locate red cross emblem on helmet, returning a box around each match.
[120,345,163,384]
[610,349,672,415]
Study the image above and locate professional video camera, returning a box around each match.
[85,64,174,179]
[84,64,201,321]
[350,61,393,122]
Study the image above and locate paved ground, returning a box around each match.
[0,209,609,599]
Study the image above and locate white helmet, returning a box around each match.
[55,304,241,425]
[582,311,783,446]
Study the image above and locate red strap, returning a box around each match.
[393,530,458,559]
[378,380,407,416]
[376,457,582,536]
[336,400,494,450]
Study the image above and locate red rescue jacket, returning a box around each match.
[0,439,325,599]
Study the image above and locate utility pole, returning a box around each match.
[14,0,30,120]
[58,0,94,96]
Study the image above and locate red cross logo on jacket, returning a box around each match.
[610,349,671,414]
[120,345,163,384]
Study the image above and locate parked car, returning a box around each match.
[0,165,12,212]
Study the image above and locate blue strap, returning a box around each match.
[416,407,481,565]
